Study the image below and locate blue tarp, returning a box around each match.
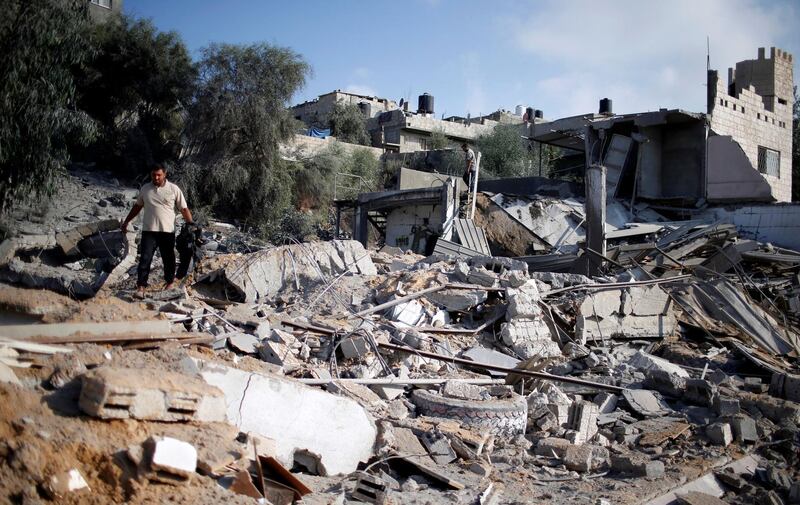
[308,127,331,139]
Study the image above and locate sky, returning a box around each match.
[125,0,800,120]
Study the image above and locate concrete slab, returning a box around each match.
[145,436,197,484]
[197,361,377,475]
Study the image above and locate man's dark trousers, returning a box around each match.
[137,231,176,287]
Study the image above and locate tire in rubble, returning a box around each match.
[410,390,528,436]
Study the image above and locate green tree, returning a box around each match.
[476,124,556,178]
[0,0,96,215]
[177,43,309,238]
[429,128,450,150]
[74,16,196,176]
[328,102,370,145]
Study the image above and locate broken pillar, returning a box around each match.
[583,161,606,277]
[79,367,227,423]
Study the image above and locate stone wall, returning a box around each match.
[708,48,794,202]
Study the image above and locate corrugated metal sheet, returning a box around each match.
[432,238,484,259]
[453,219,491,256]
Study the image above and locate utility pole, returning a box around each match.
[582,126,606,276]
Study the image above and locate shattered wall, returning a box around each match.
[707,47,794,202]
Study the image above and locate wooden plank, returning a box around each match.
[0,320,171,341]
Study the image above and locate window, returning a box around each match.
[741,107,745,114]
[419,137,428,151]
[758,113,761,119]
[778,98,787,105]
[758,146,780,177]
[90,0,112,8]
[719,98,724,106]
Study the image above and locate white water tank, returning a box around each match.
[515,104,525,116]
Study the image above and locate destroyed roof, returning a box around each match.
[530,108,707,150]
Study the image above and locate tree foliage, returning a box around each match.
[0,0,96,214]
[75,16,196,176]
[428,128,450,150]
[476,124,556,178]
[328,102,370,145]
[176,43,309,238]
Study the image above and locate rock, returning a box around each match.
[0,362,21,386]
[684,379,717,407]
[467,267,498,287]
[563,444,608,472]
[144,436,197,485]
[714,397,741,416]
[765,466,793,492]
[79,367,226,423]
[622,389,672,417]
[706,423,733,446]
[254,321,271,339]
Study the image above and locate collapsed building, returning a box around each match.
[0,46,798,505]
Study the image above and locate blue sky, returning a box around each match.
[125,0,800,119]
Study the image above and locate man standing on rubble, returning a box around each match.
[121,163,194,298]
[461,143,476,190]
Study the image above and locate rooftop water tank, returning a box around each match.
[418,93,434,114]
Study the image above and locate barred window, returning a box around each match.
[757,146,780,177]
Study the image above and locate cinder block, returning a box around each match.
[79,367,226,422]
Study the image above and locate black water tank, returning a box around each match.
[599,98,613,114]
[418,93,434,114]
[525,107,535,120]
[534,109,543,118]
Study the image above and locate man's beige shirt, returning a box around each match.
[135,181,188,233]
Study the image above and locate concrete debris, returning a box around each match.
[197,360,377,475]
[143,436,198,484]
[79,366,227,422]
[6,140,800,504]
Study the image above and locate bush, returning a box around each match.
[329,102,370,145]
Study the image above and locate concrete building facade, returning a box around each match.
[291,91,397,129]
[88,0,122,23]
[708,47,794,202]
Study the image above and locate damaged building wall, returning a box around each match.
[707,47,794,202]
[707,136,774,201]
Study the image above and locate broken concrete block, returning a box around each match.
[340,335,371,359]
[622,389,672,418]
[684,379,717,407]
[593,393,618,414]
[388,300,426,326]
[370,366,409,401]
[500,319,560,359]
[144,436,197,484]
[79,367,226,422]
[461,346,520,374]
[55,219,119,256]
[644,368,687,397]
[258,340,303,371]
[563,444,592,472]
[441,380,484,401]
[706,423,733,446]
[714,397,740,416]
[427,288,488,311]
[197,361,377,475]
[611,453,665,479]
[352,473,389,504]
[623,285,671,316]
[769,372,800,403]
[218,240,376,302]
[254,321,271,339]
[467,267,498,287]
[730,415,758,443]
[46,469,89,497]
[568,401,599,444]
[534,437,571,458]
[563,444,608,472]
[506,281,543,319]
[627,351,689,378]
[500,269,528,288]
[420,430,456,465]
[548,403,570,427]
[227,332,260,354]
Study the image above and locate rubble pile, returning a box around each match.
[0,169,799,505]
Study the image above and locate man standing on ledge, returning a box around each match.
[461,142,476,189]
[121,163,193,298]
